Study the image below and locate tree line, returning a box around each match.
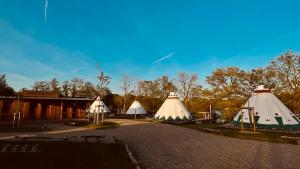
[1,51,299,119]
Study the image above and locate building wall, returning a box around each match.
[0,98,90,121]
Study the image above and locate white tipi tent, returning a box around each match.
[154,92,192,121]
[126,100,147,115]
[88,96,110,114]
[233,85,300,129]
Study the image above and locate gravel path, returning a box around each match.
[60,120,300,169]
[2,119,300,169]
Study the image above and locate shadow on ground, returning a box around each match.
[0,141,135,169]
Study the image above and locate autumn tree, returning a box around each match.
[269,51,300,94]
[138,80,160,112]
[156,75,176,98]
[206,67,245,120]
[79,82,98,98]
[269,51,300,113]
[236,67,277,98]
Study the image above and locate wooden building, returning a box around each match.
[0,91,93,121]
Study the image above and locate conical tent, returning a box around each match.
[126,101,147,115]
[154,92,192,121]
[233,85,300,129]
[88,96,110,114]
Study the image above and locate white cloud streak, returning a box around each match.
[153,52,175,64]
[44,0,48,23]
[0,20,97,90]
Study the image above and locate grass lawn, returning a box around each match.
[67,120,119,129]
[177,123,300,144]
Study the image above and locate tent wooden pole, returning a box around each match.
[240,110,244,132]
[252,107,256,132]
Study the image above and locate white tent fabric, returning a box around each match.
[126,101,147,115]
[88,96,110,114]
[233,85,300,128]
[154,92,192,120]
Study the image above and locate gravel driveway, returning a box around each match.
[2,119,300,169]
[58,119,300,169]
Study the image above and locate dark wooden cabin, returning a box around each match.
[0,91,93,121]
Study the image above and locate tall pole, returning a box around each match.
[16,92,20,128]
[241,110,244,132]
[18,112,21,129]
[93,111,96,124]
[247,99,251,128]
[101,104,104,124]
[209,104,212,120]
[96,105,100,125]
[13,113,16,128]
[60,102,63,120]
[123,96,126,114]
[252,107,256,132]
[18,91,21,129]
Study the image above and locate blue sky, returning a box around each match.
[1,0,300,93]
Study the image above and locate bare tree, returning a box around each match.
[50,78,60,93]
[176,72,199,105]
[61,80,70,97]
[32,81,51,91]
[70,78,84,97]
[120,75,133,113]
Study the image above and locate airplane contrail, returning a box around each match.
[153,52,175,64]
[44,0,48,23]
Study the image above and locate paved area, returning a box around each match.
[1,119,300,169]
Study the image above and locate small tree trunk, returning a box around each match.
[123,96,126,114]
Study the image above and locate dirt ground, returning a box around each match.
[1,119,300,169]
